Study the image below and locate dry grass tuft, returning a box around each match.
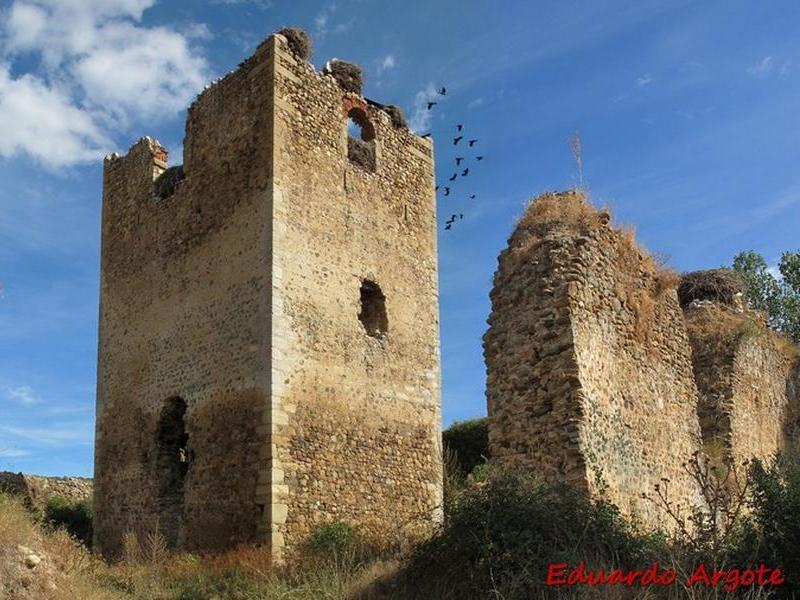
[684,302,764,344]
[0,493,34,548]
[516,189,600,232]
[655,267,680,296]
[201,543,273,577]
[631,289,656,343]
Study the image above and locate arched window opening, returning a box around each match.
[156,397,188,547]
[359,280,388,337]
[346,108,376,172]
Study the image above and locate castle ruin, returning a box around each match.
[484,191,800,527]
[484,191,706,527]
[94,31,442,560]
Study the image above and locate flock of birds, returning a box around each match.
[419,86,485,231]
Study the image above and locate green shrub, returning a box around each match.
[306,522,358,556]
[44,495,93,547]
[729,458,800,598]
[402,469,666,599]
[442,417,489,478]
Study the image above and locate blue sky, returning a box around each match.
[0,0,798,476]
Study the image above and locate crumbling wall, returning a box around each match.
[682,279,800,467]
[0,473,92,508]
[484,191,703,528]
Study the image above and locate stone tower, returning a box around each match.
[94,32,442,560]
[484,191,703,529]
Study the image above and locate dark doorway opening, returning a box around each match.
[156,397,189,547]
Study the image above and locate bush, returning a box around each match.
[402,469,665,599]
[44,495,93,547]
[442,417,489,478]
[306,522,358,556]
[729,458,800,597]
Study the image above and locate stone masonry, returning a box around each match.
[95,31,442,560]
[484,191,704,528]
[683,294,800,468]
[0,472,92,509]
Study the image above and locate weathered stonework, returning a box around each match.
[484,191,704,528]
[95,32,441,560]
[0,472,92,509]
[684,299,800,467]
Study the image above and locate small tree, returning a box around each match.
[732,250,800,344]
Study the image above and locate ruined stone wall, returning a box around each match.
[485,191,703,528]
[96,32,441,560]
[268,34,441,556]
[684,301,800,467]
[0,473,92,508]
[95,41,275,557]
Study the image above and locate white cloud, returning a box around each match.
[377,53,395,75]
[72,22,207,118]
[467,97,484,110]
[0,424,93,446]
[314,3,352,40]
[183,23,213,41]
[0,65,111,167]
[747,56,774,77]
[314,3,335,39]
[0,0,209,167]
[408,82,439,134]
[0,447,31,457]
[210,0,272,6]
[779,59,792,76]
[4,385,39,405]
[333,19,354,35]
[636,73,653,87]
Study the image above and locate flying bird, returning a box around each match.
[455,157,464,166]
[421,133,431,138]
[435,185,439,191]
[468,139,478,146]
[459,214,464,219]
[427,101,437,110]
[449,173,457,181]
[476,156,484,161]
[445,223,452,230]
[444,187,450,196]
[456,124,463,131]
[461,168,469,177]
[453,136,463,145]
[469,194,476,199]
[438,87,446,95]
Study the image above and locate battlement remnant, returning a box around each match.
[95,29,441,561]
[484,190,704,528]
